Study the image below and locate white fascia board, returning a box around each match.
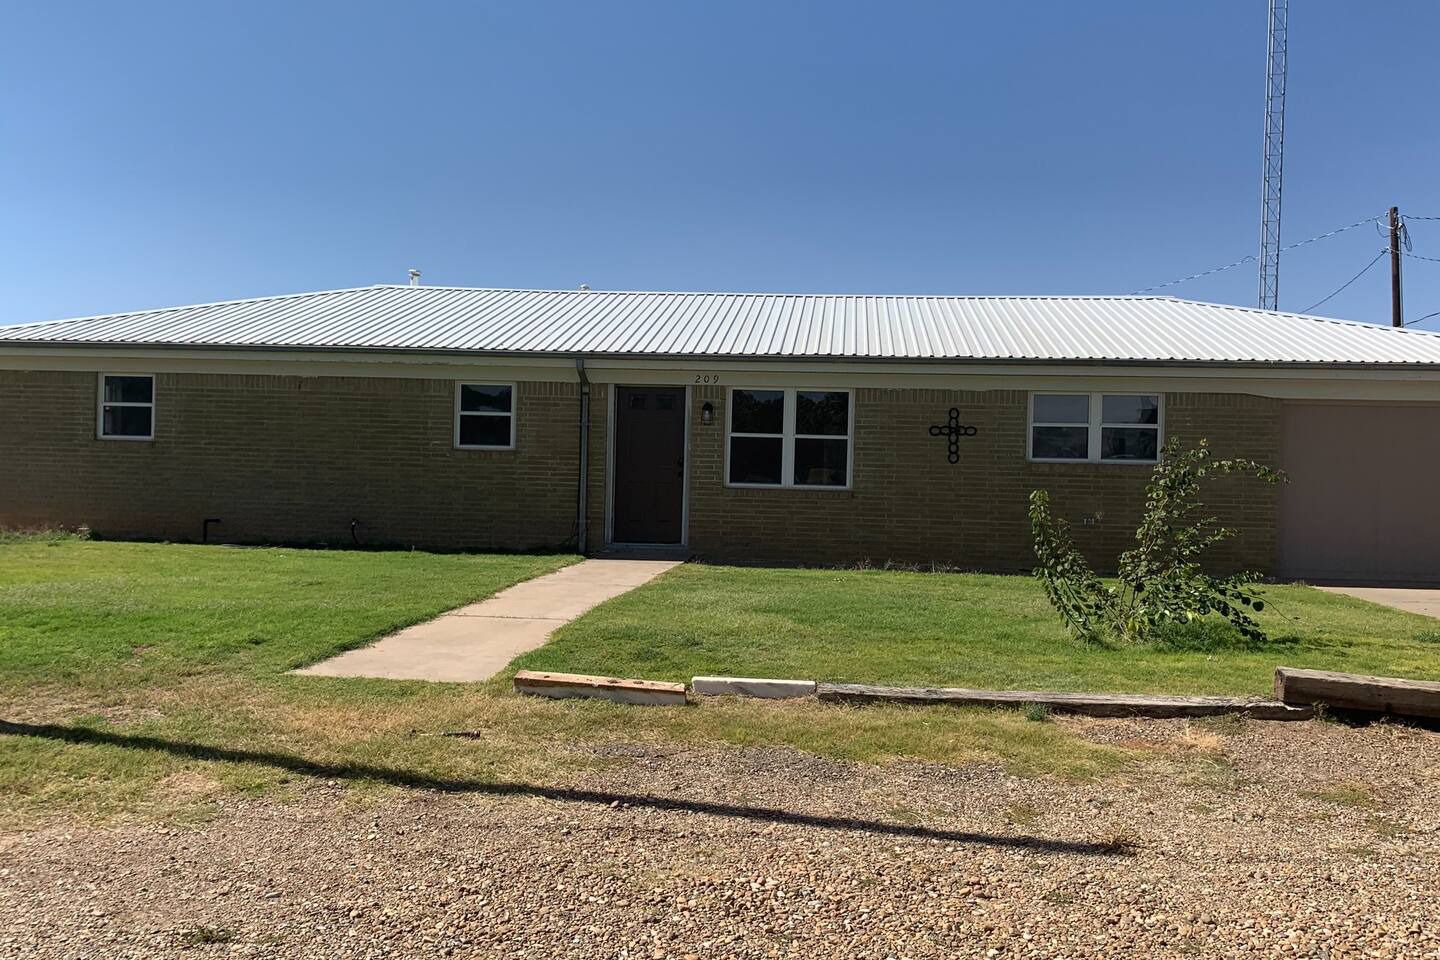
[5,344,1440,401]
[577,358,1440,401]
[0,345,578,382]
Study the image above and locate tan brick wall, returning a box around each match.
[0,370,590,551]
[1,370,1279,570]
[686,386,1281,573]
[583,382,609,551]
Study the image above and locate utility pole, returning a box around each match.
[1389,206,1403,327]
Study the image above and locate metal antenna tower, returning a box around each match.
[1258,0,1289,310]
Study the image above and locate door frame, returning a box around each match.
[604,383,691,547]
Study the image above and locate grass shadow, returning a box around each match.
[0,719,1129,857]
[1152,619,1306,654]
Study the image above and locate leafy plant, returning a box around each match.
[1021,703,1053,723]
[1030,438,1284,645]
[0,525,92,544]
[180,926,237,946]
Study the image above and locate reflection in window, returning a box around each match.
[1100,427,1158,461]
[1031,426,1089,460]
[731,389,784,434]
[456,383,515,449]
[1102,394,1159,425]
[794,437,847,486]
[1029,394,1088,460]
[99,374,155,439]
[728,389,786,484]
[729,436,784,485]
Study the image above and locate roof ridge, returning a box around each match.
[371,283,1178,301]
[0,285,380,332]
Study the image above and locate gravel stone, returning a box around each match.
[1,717,1437,958]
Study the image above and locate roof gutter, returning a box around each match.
[4,338,1440,372]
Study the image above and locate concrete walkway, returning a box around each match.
[1318,585,1440,620]
[296,559,681,683]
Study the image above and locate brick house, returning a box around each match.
[3,284,1440,583]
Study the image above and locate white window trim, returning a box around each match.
[1028,392,1163,464]
[724,387,854,490]
[96,373,155,442]
[453,381,517,451]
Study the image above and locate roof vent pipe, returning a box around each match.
[578,283,591,291]
[408,269,422,286]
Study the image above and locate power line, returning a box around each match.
[1131,254,1261,295]
[1131,215,1384,295]
[1397,246,1440,328]
[1298,249,1387,314]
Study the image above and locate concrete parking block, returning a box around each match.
[514,670,687,706]
[690,676,817,699]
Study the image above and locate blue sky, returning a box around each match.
[2,1,1438,328]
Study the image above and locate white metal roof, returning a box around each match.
[4,284,1440,366]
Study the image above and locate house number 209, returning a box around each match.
[694,374,721,384]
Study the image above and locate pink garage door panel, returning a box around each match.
[1278,403,1440,584]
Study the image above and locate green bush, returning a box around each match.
[1030,438,1283,645]
[0,526,92,544]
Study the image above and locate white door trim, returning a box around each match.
[604,383,690,548]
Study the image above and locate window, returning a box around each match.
[1099,394,1161,461]
[97,374,154,440]
[1029,393,1161,463]
[1030,394,1089,460]
[727,388,851,488]
[455,383,515,449]
[1031,391,1163,463]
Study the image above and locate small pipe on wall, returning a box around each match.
[575,358,590,555]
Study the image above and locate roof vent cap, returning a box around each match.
[408,269,422,286]
[578,283,591,291]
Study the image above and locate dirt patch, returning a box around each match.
[1,718,1437,958]
[156,770,225,798]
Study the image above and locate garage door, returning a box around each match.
[1278,403,1440,584]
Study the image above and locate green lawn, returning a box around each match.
[0,538,1130,825]
[0,537,575,691]
[5,537,1436,826]
[516,564,1440,696]
[0,538,575,821]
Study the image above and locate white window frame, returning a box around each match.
[454,381,517,451]
[724,386,853,490]
[1028,392,1163,464]
[96,373,155,442]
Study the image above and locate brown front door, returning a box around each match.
[612,386,686,544]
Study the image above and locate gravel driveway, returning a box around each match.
[2,716,1437,959]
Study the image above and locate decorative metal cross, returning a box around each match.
[928,407,978,464]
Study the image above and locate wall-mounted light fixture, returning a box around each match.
[701,401,714,425]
